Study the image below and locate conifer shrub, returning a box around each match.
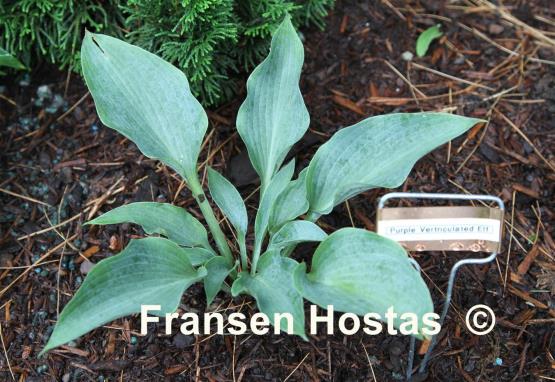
[0,0,123,71]
[0,0,334,106]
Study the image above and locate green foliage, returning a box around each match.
[0,0,123,71]
[268,220,327,250]
[232,251,306,338]
[0,0,333,105]
[0,47,25,70]
[294,229,433,335]
[236,15,309,188]
[416,24,443,57]
[86,202,212,249]
[123,0,240,106]
[42,18,481,353]
[40,238,207,355]
[120,0,335,105]
[305,113,481,216]
[81,32,208,184]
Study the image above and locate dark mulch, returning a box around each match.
[1,1,554,381]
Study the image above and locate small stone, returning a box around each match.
[45,94,65,114]
[80,260,95,275]
[37,85,52,100]
[36,365,48,374]
[401,51,413,61]
[488,24,504,35]
[495,357,503,366]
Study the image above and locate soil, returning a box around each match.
[1,1,554,381]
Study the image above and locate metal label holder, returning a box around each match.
[376,192,505,381]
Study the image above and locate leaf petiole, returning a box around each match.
[188,174,233,265]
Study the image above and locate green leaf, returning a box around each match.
[294,228,433,336]
[204,256,234,305]
[236,16,309,187]
[86,202,211,250]
[269,169,309,234]
[231,251,306,339]
[81,32,207,182]
[181,247,215,266]
[306,113,481,215]
[253,161,295,257]
[207,167,248,235]
[269,220,327,251]
[416,25,443,57]
[0,48,25,70]
[41,238,207,354]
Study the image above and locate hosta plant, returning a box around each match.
[41,17,481,353]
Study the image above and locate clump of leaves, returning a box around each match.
[42,17,481,353]
[416,24,443,57]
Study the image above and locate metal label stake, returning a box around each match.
[376,192,504,381]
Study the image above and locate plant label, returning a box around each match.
[377,206,503,252]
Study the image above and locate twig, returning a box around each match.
[383,60,427,98]
[362,344,377,382]
[56,92,90,123]
[232,336,237,382]
[457,22,555,66]
[0,187,51,207]
[0,321,14,381]
[0,233,78,298]
[495,109,555,172]
[0,94,17,107]
[504,190,516,293]
[411,62,495,91]
[455,93,504,173]
[345,201,355,227]
[381,0,406,21]
[478,0,555,47]
[198,132,237,170]
[283,352,310,381]
[17,212,82,241]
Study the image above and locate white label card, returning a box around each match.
[377,218,501,242]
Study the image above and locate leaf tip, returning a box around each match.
[298,331,309,341]
[39,334,61,357]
